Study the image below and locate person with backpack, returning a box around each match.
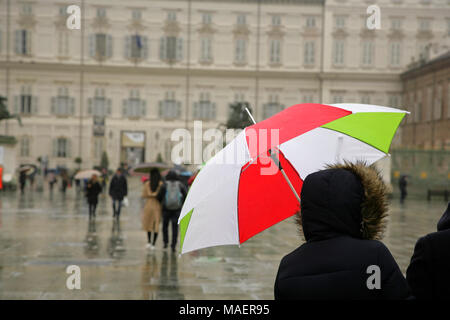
[162,170,187,253]
[142,168,164,250]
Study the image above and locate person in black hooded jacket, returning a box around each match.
[406,202,450,299]
[274,162,411,300]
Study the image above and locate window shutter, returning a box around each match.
[158,101,164,117]
[32,96,38,114]
[26,30,32,55]
[88,98,93,115]
[51,97,56,114]
[176,101,181,118]
[124,35,131,58]
[70,97,75,115]
[52,139,58,157]
[15,30,22,54]
[176,38,183,61]
[141,100,146,116]
[106,35,113,58]
[107,99,112,116]
[193,102,198,119]
[212,103,216,119]
[142,36,149,59]
[66,139,71,158]
[88,34,95,58]
[122,99,128,117]
[14,96,19,114]
[159,37,166,60]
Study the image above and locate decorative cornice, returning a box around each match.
[0,61,401,82]
[163,21,181,36]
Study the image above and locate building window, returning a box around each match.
[193,92,216,120]
[305,16,316,28]
[131,9,142,21]
[361,40,374,66]
[331,93,344,104]
[269,39,281,64]
[391,18,402,30]
[272,15,281,26]
[160,36,183,62]
[333,39,345,65]
[125,35,148,59]
[55,138,69,158]
[167,11,177,22]
[89,33,113,59]
[200,37,213,63]
[202,13,212,25]
[335,16,346,29]
[20,136,30,157]
[96,7,106,18]
[21,3,33,16]
[122,89,146,118]
[302,93,315,103]
[418,18,431,32]
[235,38,247,64]
[303,41,315,65]
[388,93,401,108]
[15,30,32,55]
[237,14,247,26]
[234,92,246,103]
[263,94,283,119]
[52,87,75,116]
[20,85,32,114]
[360,93,371,104]
[159,91,181,120]
[389,42,401,66]
[88,88,111,117]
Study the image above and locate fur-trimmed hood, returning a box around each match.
[297,161,388,242]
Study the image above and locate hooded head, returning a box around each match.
[297,161,389,242]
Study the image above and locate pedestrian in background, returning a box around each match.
[19,169,27,194]
[399,175,408,204]
[406,202,450,299]
[142,168,164,250]
[48,171,56,192]
[61,171,69,194]
[0,165,3,191]
[162,170,187,253]
[109,168,128,219]
[86,174,102,219]
[274,162,410,300]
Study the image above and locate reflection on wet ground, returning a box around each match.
[0,179,447,299]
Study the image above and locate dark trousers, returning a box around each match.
[112,199,122,217]
[88,202,97,218]
[400,188,407,203]
[163,210,180,249]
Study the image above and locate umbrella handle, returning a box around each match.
[269,149,301,204]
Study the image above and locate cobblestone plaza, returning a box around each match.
[0,178,447,300]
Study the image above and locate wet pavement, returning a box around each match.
[0,178,447,300]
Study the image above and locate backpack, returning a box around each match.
[164,181,183,210]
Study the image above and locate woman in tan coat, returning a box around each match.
[142,168,164,250]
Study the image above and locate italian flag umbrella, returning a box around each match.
[178,103,408,254]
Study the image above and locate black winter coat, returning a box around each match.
[86,181,102,204]
[274,162,411,300]
[406,202,450,299]
[108,174,128,200]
